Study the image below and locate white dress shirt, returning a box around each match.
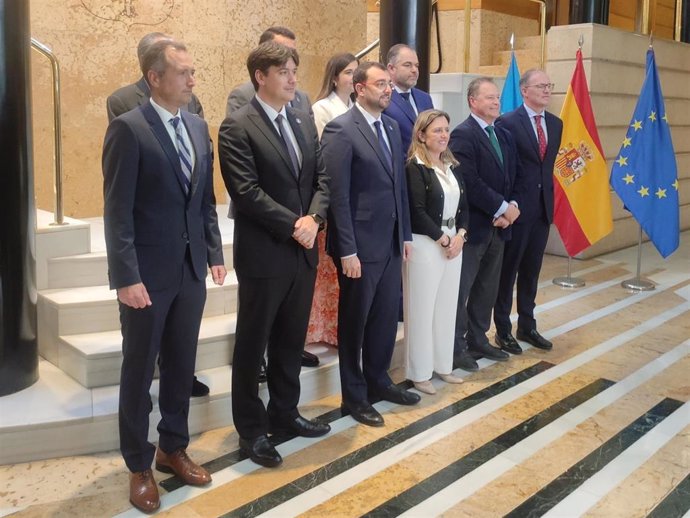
[150,97,195,168]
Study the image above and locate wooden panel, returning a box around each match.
[368,0,539,18]
[609,0,636,17]
[609,12,636,30]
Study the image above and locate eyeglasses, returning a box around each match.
[527,83,555,91]
[363,80,394,91]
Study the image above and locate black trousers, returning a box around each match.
[454,228,505,355]
[494,217,550,335]
[336,248,402,405]
[118,252,206,473]
[232,257,316,439]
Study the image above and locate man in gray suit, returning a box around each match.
[225,26,312,118]
[107,32,205,123]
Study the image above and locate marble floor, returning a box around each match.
[1,233,689,518]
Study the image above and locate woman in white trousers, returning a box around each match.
[403,110,469,395]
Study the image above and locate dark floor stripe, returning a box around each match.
[503,398,684,518]
[218,361,554,517]
[159,380,414,492]
[362,378,615,517]
[646,472,690,518]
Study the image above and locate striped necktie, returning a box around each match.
[170,117,192,194]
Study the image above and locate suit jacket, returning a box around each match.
[321,107,412,262]
[448,115,521,244]
[218,97,329,278]
[405,159,469,241]
[102,101,223,291]
[225,81,313,118]
[106,77,205,123]
[496,105,563,224]
[312,91,353,138]
[383,87,434,156]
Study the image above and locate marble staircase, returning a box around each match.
[478,34,543,77]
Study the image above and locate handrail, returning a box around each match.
[674,0,683,41]
[30,38,66,226]
[355,38,380,60]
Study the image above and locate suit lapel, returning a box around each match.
[142,102,189,197]
[391,90,416,123]
[517,106,541,160]
[248,97,298,181]
[286,107,306,176]
[181,112,204,197]
[544,112,559,156]
[353,108,393,178]
[470,117,503,171]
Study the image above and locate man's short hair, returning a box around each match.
[140,39,187,79]
[353,61,387,86]
[258,26,296,44]
[466,76,495,104]
[519,68,543,88]
[137,32,169,67]
[247,41,300,90]
[386,43,415,65]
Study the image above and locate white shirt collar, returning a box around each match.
[523,103,545,118]
[470,112,493,131]
[150,97,181,123]
[394,85,411,94]
[255,93,287,122]
[355,102,382,126]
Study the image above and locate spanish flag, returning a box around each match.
[553,49,613,256]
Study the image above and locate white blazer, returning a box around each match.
[312,91,353,138]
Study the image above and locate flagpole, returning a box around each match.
[553,256,585,288]
[621,225,655,291]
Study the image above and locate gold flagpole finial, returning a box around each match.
[510,32,515,51]
[578,34,584,50]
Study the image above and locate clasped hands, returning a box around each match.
[292,215,318,249]
[438,234,464,259]
[493,203,520,229]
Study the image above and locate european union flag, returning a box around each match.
[500,52,523,114]
[610,49,679,258]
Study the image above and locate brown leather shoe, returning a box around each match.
[155,448,211,486]
[129,469,160,514]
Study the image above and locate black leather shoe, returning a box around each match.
[258,358,268,383]
[495,333,523,355]
[191,376,210,397]
[517,328,553,350]
[471,342,510,361]
[342,402,384,427]
[453,351,479,372]
[375,384,421,406]
[270,415,331,438]
[239,435,282,468]
[301,350,319,367]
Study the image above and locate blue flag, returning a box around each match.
[610,49,679,258]
[500,52,522,114]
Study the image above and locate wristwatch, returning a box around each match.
[310,213,325,231]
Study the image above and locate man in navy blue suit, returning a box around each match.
[322,62,419,428]
[493,69,563,354]
[103,39,225,513]
[449,77,522,372]
[383,44,434,156]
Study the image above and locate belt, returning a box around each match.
[441,216,455,228]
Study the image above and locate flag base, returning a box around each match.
[621,277,655,291]
[553,276,585,288]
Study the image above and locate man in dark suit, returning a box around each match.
[218,42,330,468]
[107,32,204,123]
[106,31,209,399]
[383,43,434,155]
[322,62,419,428]
[225,27,319,372]
[449,77,522,372]
[102,39,226,513]
[494,69,563,354]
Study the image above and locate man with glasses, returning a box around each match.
[449,77,522,372]
[493,70,562,354]
[321,62,418,428]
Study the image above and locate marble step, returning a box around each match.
[477,63,510,77]
[56,313,238,388]
[493,47,542,68]
[46,242,235,289]
[38,273,238,365]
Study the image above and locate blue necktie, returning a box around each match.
[170,117,192,194]
[374,120,393,171]
[275,114,300,178]
[485,125,504,166]
[399,92,411,102]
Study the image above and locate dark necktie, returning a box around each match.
[170,117,192,194]
[535,114,547,161]
[275,114,300,178]
[399,92,410,102]
[485,125,503,166]
[373,120,393,171]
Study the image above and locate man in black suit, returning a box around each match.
[449,77,522,372]
[107,32,205,123]
[494,69,563,354]
[321,62,419,428]
[106,31,209,399]
[103,39,226,513]
[218,42,330,468]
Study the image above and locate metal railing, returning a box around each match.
[30,38,66,226]
[355,38,380,60]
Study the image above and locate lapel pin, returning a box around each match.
[296,117,302,124]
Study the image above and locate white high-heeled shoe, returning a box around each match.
[438,373,464,384]
[413,380,436,394]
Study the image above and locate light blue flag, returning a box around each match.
[610,49,679,258]
[500,52,523,114]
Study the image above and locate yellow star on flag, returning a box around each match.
[655,187,667,199]
[615,156,628,167]
[638,186,649,197]
[622,136,632,148]
[662,113,669,123]
[623,174,634,185]
[631,120,643,131]
[673,179,679,190]
[648,111,657,122]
